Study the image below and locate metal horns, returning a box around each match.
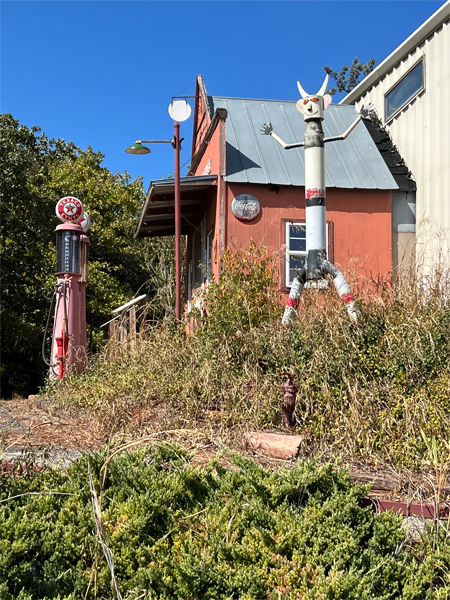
[297,74,329,98]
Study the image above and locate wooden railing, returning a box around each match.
[101,295,146,360]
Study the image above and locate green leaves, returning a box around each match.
[324,57,376,95]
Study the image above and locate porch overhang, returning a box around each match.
[135,175,217,238]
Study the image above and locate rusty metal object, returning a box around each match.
[280,372,299,429]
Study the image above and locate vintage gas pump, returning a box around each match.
[48,197,90,378]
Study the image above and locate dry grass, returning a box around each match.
[44,244,450,482]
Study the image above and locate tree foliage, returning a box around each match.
[0,114,173,398]
[324,56,376,95]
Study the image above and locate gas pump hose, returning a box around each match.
[42,281,69,368]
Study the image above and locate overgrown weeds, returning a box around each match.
[45,242,450,470]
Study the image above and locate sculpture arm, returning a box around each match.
[261,122,304,149]
[323,114,361,144]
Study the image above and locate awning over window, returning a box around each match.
[135,175,217,238]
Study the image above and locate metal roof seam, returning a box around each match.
[224,99,250,184]
[261,102,292,183]
[242,101,270,184]
[329,108,374,188]
[279,103,305,185]
[322,111,351,188]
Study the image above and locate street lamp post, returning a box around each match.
[126,122,183,322]
[173,121,181,322]
[126,99,191,324]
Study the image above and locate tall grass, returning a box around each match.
[46,243,450,469]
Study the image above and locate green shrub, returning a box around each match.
[1,446,449,599]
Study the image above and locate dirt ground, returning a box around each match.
[1,395,448,507]
[0,396,106,452]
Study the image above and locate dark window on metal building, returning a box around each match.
[385,60,424,121]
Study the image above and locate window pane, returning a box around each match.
[290,237,306,252]
[289,256,306,284]
[290,224,306,238]
[385,61,423,119]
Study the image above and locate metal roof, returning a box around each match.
[208,96,398,190]
[135,175,217,238]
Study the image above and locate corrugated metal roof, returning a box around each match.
[135,175,217,238]
[209,96,397,190]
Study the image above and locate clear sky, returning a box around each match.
[1,0,446,190]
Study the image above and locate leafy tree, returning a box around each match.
[0,114,175,398]
[324,56,376,95]
[1,114,79,398]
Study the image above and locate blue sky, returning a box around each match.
[1,1,445,190]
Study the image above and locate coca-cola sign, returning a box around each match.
[231,194,261,222]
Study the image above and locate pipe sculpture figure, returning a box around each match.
[261,74,367,327]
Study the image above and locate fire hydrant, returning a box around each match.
[281,372,299,430]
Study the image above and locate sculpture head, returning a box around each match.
[296,74,332,122]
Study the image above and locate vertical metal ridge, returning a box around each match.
[242,101,270,184]
[324,108,354,188]
[280,103,306,185]
[224,99,250,183]
[260,102,292,183]
[334,107,376,188]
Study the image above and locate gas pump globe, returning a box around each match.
[48,197,90,379]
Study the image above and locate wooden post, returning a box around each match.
[119,320,127,345]
[108,319,117,361]
[129,307,136,353]
[139,297,146,331]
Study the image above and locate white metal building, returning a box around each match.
[341,1,450,273]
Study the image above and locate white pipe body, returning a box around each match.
[305,146,326,254]
[305,205,326,253]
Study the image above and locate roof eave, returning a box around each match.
[135,175,217,239]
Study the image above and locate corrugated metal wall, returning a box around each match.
[352,17,450,270]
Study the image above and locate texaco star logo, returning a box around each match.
[64,202,77,216]
[55,196,84,223]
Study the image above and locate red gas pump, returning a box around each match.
[46,197,90,379]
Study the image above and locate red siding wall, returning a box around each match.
[226,183,392,295]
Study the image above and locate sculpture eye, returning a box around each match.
[303,99,309,105]
[312,97,319,103]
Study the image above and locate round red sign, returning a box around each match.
[231,194,261,222]
[55,196,84,223]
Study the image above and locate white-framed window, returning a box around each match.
[285,221,329,287]
[285,222,307,287]
[385,58,424,121]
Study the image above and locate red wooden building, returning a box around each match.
[136,76,407,309]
